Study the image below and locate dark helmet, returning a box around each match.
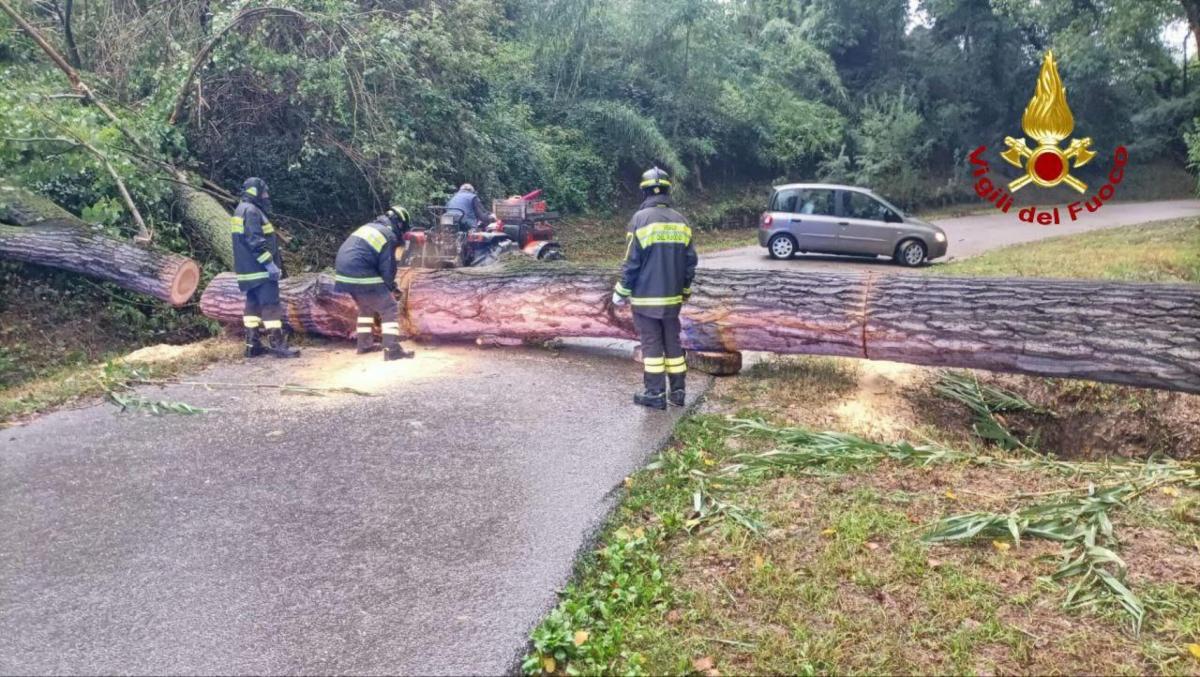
[385,205,410,238]
[640,166,671,195]
[241,177,271,212]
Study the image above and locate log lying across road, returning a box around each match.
[0,184,201,306]
[200,265,1200,394]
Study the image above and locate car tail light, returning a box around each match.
[760,213,773,229]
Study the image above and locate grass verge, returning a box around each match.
[524,377,1200,675]
[935,216,1200,283]
[0,338,238,428]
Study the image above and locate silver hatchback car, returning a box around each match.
[758,183,948,266]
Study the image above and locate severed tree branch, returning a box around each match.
[167,6,310,125]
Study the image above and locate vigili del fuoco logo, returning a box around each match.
[967,51,1128,225]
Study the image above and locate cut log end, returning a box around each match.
[170,259,202,306]
[687,350,743,376]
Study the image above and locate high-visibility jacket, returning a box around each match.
[334,216,399,294]
[614,194,698,318]
[231,200,280,291]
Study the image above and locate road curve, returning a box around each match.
[700,199,1200,272]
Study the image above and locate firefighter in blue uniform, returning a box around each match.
[231,177,299,358]
[334,206,416,361]
[612,167,697,409]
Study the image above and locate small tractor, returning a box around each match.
[399,189,565,268]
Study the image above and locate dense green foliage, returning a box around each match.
[0,0,1196,252]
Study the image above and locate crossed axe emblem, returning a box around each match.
[1000,136,1096,193]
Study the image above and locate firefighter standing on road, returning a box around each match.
[612,167,697,410]
[231,177,299,358]
[334,206,416,361]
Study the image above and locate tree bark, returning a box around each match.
[199,266,1200,394]
[171,176,234,267]
[0,185,200,306]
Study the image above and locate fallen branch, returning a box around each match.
[130,378,375,397]
[0,0,238,265]
[167,6,310,125]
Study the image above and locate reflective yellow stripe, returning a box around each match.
[639,178,672,188]
[635,222,691,247]
[631,296,683,306]
[237,272,270,282]
[381,322,401,336]
[614,282,631,296]
[256,251,272,263]
[230,216,244,234]
[351,225,388,253]
[666,363,688,374]
[644,364,666,374]
[356,327,373,333]
[242,316,262,328]
[665,356,686,366]
[356,317,374,324]
[262,222,275,234]
[262,319,282,329]
[246,186,258,196]
[335,274,386,285]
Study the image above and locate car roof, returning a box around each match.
[772,183,875,194]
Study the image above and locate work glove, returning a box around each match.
[265,261,282,281]
[612,292,627,306]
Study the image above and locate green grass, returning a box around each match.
[558,215,756,265]
[525,342,1200,676]
[0,338,236,428]
[936,217,1200,283]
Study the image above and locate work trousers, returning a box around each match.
[634,310,686,395]
[242,281,282,332]
[351,289,402,351]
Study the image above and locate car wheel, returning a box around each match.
[768,234,797,260]
[895,239,927,267]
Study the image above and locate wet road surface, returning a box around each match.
[1,343,707,675]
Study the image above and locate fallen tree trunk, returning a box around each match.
[172,177,235,268]
[199,266,1200,394]
[0,185,201,306]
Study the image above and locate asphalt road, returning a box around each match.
[701,199,1200,271]
[1,343,707,675]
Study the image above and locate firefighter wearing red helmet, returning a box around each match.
[612,166,697,409]
[333,206,416,361]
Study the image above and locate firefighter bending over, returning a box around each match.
[231,177,299,358]
[334,206,416,361]
[612,167,697,410]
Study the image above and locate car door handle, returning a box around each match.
[837,221,849,226]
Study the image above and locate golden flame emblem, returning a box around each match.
[1001,51,1095,192]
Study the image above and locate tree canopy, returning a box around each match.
[0,0,1194,243]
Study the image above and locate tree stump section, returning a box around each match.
[0,185,201,306]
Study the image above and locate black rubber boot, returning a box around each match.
[356,332,381,354]
[384,345,416,361]
[634,391,667,410]
[382,334,414,361]
[244,327,267,358]
[267,328,301,358]
[668,372,686,407]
